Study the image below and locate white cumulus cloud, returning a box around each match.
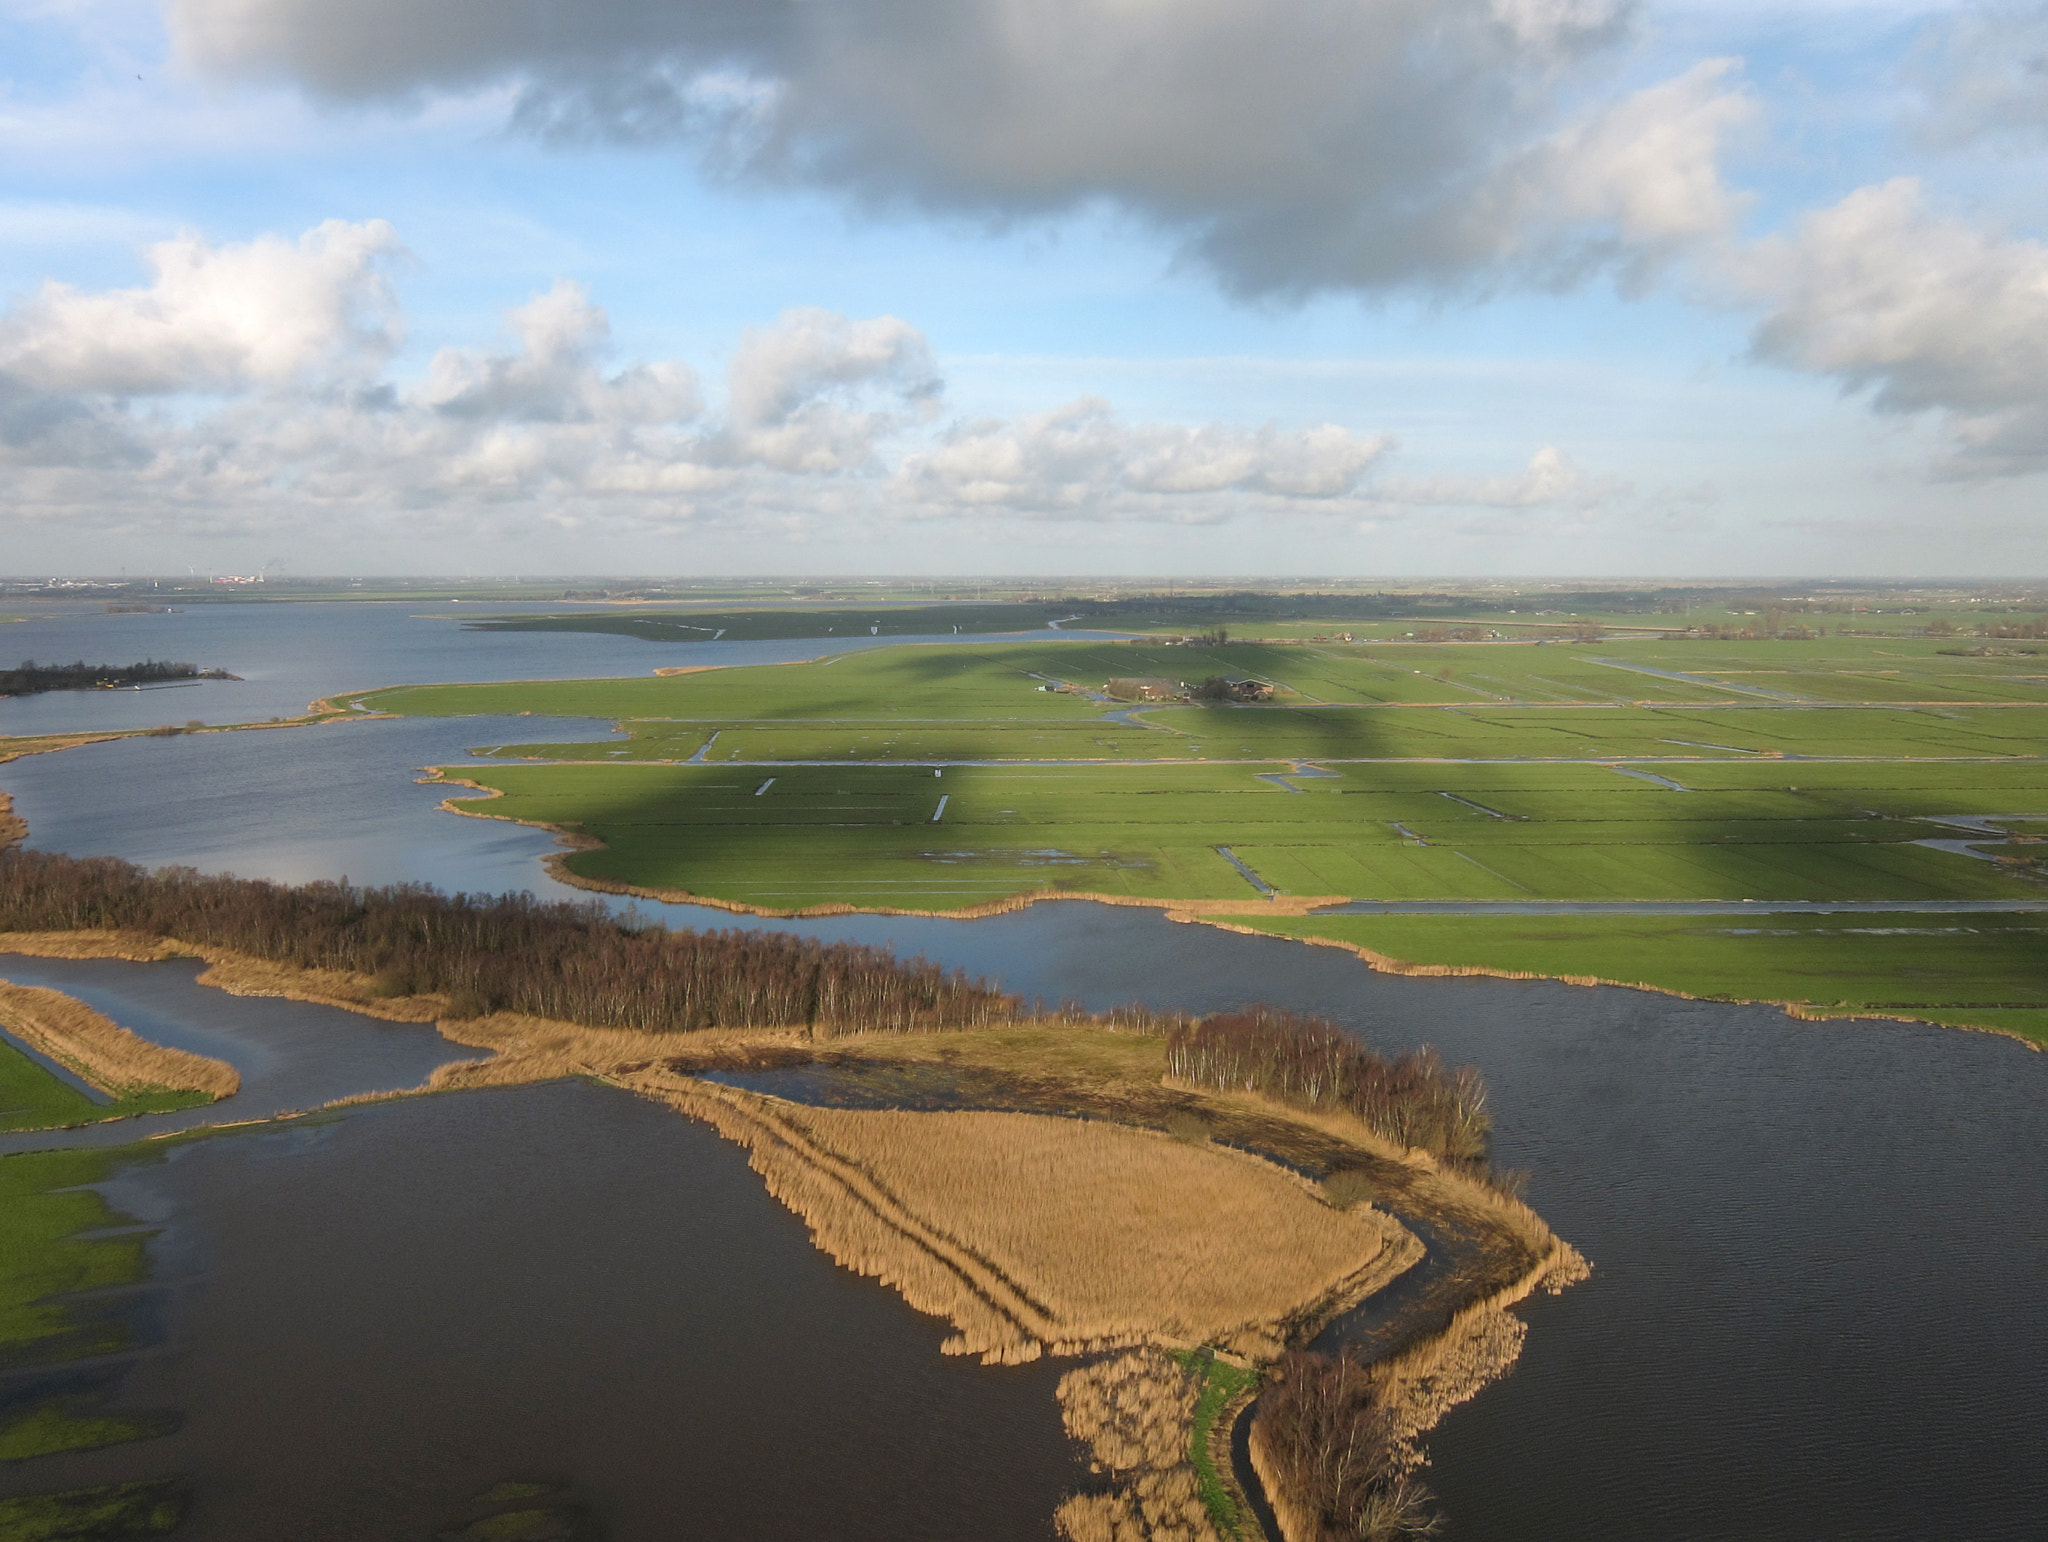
[1373,444,1620,507]
[1740,178,2048,474]
[715,307,941,472]
[0,216,1633,543]
[896,399,1395,518]
[0,219,402,395]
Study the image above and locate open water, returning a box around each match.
[1,602,2044,1540]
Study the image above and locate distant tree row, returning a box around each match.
[0,849,1022,1034]
[1166,1007,1490,1165]
[1,659,232,696]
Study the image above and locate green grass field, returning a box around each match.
[1214,912,2048,1048]
[0,1142,181,1479]
[371,629,2048,1038]
[0,1146,150,1360]
[0,1041,215,1134]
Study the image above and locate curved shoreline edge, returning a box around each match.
[420,771,2047,1052]
[0,922,1585,1541]
[0,978,238,1110]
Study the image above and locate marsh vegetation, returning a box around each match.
[1166,1009,1489,1166]
[0,979,237,1106]
[639,1075,1421,1366]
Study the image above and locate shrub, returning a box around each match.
[1166,1008,1489,1165]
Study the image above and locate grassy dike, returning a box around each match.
[1211,911,2048,1049]
[0,982,237,1134]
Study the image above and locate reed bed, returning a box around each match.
[0,980,238,1100]
[1248,1231,1589,1542]
[633,1074,1420,1365]
[1055,1348,1220,1542]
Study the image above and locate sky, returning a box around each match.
[1,0,2045,578]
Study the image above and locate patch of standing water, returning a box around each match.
[0,598,1136,734]
[0,716,622,892]
[26,1081,1082,1541]
[0,954,479,1154]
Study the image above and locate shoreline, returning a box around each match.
[0,926,1581,1540]
[421,771,2047,1050]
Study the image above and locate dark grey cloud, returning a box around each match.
[171,0,1750,297]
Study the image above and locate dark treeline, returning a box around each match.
[2,659,232,696]
[1259,1349,1440,1540]
[1166,1008,1489,1164]
[0,849,1024,1034]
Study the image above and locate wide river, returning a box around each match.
[2,601,2043,1540]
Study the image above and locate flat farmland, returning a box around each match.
[443,756,2041,910]
[1219,911,2048,1047]
[374,630,2048,1038]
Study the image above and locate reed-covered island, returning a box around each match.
[0,848,1584,1541]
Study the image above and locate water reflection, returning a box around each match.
[20,1082,1082,1541]
[0,600,1130,733]
[2,618,2044,1540]
[0,954,477,1153]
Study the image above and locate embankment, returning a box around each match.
[0,978,238,1101]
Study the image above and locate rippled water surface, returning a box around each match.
[0,954,476,1153]
[30,1081,1078,1541]
[0,599,1122,733]
[2,606,2044,1540]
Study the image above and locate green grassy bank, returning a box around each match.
[1214,912,2048,1048]
[0,1041,213,1135]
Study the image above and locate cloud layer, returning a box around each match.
[0,219,401,395]
[167,0,1758,298]
[0,219,1610,539]
[1741,178,2048,475]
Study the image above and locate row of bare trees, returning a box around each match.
[1258,1349,1439,1540]
[0,849,1023,1034]
[1165,1007,1490,1164]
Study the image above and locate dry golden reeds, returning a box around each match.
[0,978,238,1099]
[1248,1229,1591,1542]
[629,1073,1422,1365]
[1055,1348,1220,1542]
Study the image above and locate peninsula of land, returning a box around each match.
[0,848,1583,1540]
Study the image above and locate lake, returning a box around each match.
[2,601,2043,1540]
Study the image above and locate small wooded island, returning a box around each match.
[0,848,1584,1541]
[0,660,237,697]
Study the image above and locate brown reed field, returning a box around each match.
[632,1072,1422,1365]
[0,980,238,1100]
[1055,1348,1221,1542]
